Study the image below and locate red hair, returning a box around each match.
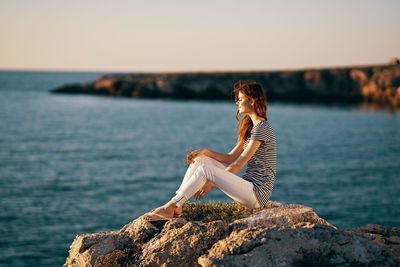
[232,80,268,146]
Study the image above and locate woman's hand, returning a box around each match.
[185,148,209,165]
[194,182,215,200]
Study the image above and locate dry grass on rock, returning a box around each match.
[182,201,248,223]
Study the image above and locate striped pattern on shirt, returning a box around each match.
[242,120,277,206]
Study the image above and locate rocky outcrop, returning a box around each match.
[199,225,398,266]
[51,59,400,109]
[344,224,400,261]
[64,201,400,266]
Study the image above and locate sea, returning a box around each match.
[0,70,399,266]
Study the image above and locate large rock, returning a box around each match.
[198,225,398,266]
[63,202,400,266]
[344,224,400,260]
[51,62,400,109]
[63,231,131,267]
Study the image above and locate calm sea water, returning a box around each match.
[0,70,399,266]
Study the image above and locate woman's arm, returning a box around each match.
[188,143,244,165]
[205,143,243,165]
[225,143,244,164]
[225,140,262,174]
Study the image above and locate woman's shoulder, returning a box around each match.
[253,120,270,131]
[252,120,274,138]
[251,120,275,143]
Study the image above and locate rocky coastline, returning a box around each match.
[51,59,400,109]
[64,201,400,266]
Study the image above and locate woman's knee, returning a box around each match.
[193,155,204,163]
[195,163,215,180]
[193,155,212,164]
[198,162,211,171]
[198,155,222,167]
[190,155,206,166]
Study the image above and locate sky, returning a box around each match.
[0,0,399,73]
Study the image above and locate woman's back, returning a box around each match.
[243,120,276,206]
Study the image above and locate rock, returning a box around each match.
[389,57,400,66]
[198,225,399,267]
[232,202,335,230]
[63,231,131,267]
[64,218,160,267]
[63,202,400,266]
[51,63,400,109]
[119,216,160,243]
[139,220,229,266]
[344,224,400,259]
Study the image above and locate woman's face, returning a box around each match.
[236,91,253,114]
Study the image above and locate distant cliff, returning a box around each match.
[63,202,400,266]
[51,59,400,109]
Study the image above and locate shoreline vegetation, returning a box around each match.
[51,59,400,110]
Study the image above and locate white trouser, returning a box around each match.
[171,155,261,209]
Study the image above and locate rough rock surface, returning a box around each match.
[52,61,400,109]
[344,224,400,260]
[63,202,400,266]
[199,225,398,266]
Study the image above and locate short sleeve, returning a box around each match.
[250,124,269,142]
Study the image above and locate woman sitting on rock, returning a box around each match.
[142,80,277,221]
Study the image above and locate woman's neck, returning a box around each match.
[249,114,265,127]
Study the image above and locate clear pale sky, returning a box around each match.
[1,0,399,73]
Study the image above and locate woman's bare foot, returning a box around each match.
[143,201,180,221]
[143,205,174,221]
[174,206,182,217]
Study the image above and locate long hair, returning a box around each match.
[232,80,268,146]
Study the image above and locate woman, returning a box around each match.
[142,80,276,221]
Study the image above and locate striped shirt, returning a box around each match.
[242,120,276,206]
